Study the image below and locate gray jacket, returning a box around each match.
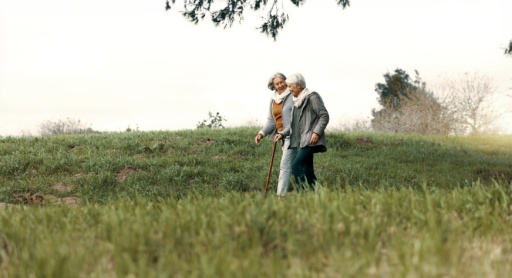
[280,92,329,149]
[260,94,294,140]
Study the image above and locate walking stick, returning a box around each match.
[264,140,278,194]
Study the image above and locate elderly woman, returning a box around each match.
[275,73,329,191]
[255,72,297,196]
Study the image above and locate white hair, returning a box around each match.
[286,73,306,88]
[267,72,287,91]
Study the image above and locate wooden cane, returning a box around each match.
[264,140,278,194]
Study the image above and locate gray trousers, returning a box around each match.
[276,138,297,196]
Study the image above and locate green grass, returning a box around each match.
[1,128,511,277]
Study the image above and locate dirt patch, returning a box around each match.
[213,154,226,160]
[199,138,215,145]
[61,197,80,207]
[116,166,138,183]
[45,195,81,207]
[476,170,512,184]
[72,173,87,179]
[0,203,14,209]
[68,145,81,152]
[2,194,81,208]
[356,137,374,145]
[52,183,74,193]
[12,193,44,207]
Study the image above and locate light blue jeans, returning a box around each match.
[276,138,297,196]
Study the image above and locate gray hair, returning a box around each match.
[286,73,306,88]
[267,72,287,91]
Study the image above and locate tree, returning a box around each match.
[505,39,512,56]
[165,0,350,40]
[374,69,416,110]
[435,72,502,135]
[371,69,453,135]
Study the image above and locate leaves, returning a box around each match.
[211,0,246,29]
[258,12,288,40]
[335,0,350,8]
[196,111,227,129]
[165,0,175,10]
[505,39,512,56]
[166,0,350,40]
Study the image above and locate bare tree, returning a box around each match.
[397,89,453,135]
[372,87,453,135]
[371,69,453,135]
[334,117,372,133]
[435,72,502,135]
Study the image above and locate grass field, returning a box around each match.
[1,128,511,277]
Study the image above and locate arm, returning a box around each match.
[260,100,276,137]
[311,93,329,136]
[255,100,276,144]
[274,127,289,142]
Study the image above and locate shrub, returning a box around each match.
[196,112,226,129]
[38,118,95,136]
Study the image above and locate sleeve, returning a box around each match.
[280,126,291,137]
[311,93,329,135]
[259,100,276,136]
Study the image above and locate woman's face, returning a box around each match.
[288,83,303,97]
[273,77,287,94]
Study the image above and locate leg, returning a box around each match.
[303,152,317,190]
[292,147,315,193]
[276,138,297,196]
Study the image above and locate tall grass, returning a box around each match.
[1,185,511,277]
[1,128,511,276]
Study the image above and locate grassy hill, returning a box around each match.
[1,128,511,277]
[1,128,511,202]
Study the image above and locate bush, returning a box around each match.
[196,112,226,129]
[38,118,95,136]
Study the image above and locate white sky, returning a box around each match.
[1,0,511,136]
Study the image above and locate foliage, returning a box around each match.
[38,118,95,136]
[372,69,453,135]
[165,0,350,40]
[505,39,512,56]
[374,69,417,109]
[196,111,227,129]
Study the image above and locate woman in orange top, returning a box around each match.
[255,72,297,196]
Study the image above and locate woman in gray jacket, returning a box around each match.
[255,72,296,196]
[275,73,329,192]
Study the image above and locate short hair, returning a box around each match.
[286,73,306,89]
[267,72,287,91]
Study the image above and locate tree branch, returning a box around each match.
[165,0,350,40]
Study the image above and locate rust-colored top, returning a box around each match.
[272,101,284,132]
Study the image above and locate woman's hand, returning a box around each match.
[274,134,283,142]
[255,133,264,145]
[310,133,319,145]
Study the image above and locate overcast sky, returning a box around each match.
[1,0,511,136]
